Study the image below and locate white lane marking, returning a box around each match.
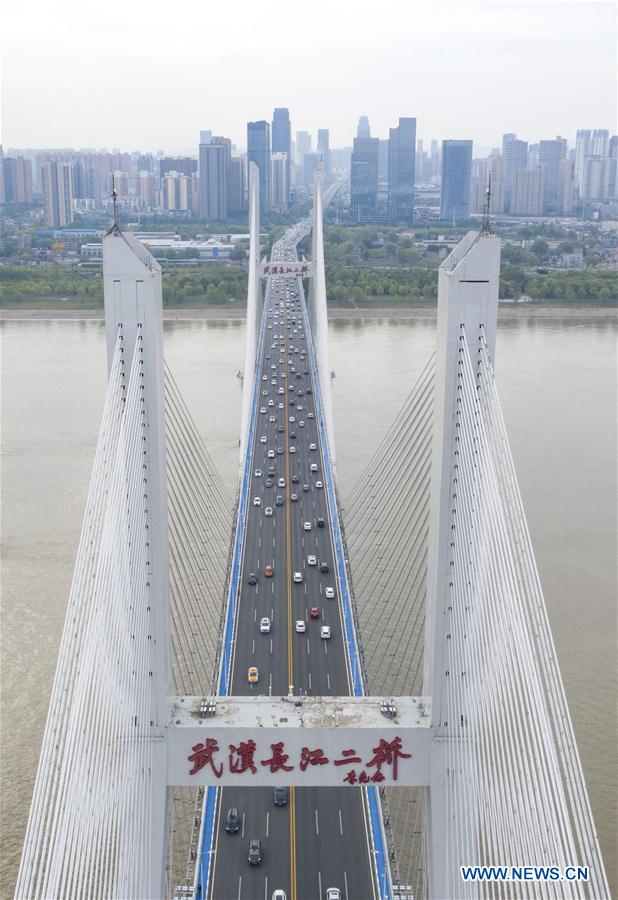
[306,637,310,655]
[266,811,270,837]
[258,536,261,548]
[270,638,273,654]
[318,870,322,900]
[304,583,307,594]
[269,672,272,695]
[324,642,328,655]
[273,536,275,547]
[237,876,242,900]
[257,558,261,568]
[252,639,255,654]
[271,608,274,620]
[315,808,319,835]
[241,812,245,836]
[308,672,312,690]
[319,583,323,595]
[259,518,262,528]
[344,870,349,900]
[264,877,268,900]
[327,673,331,690]
[339,808,344,835]
[272,582,275,594]
[254,609,257,621]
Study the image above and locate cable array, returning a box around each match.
[344,357,435,896]
[437,328,609,899]
[16,330,161,900]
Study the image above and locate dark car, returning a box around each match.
[225,808,240,834]
[320,562,329,574]
[317,517,325,528]
[248,838,262,866]
[273,786,288,807]
[247,572,258,585]
[267,467,276,477]
[302,483,310,492]
[306,387,312,394]
[278,426,285,433]
[265,479,273,488]
[290,431,297,439]
[275,496,284,507]
[291,474,300,483]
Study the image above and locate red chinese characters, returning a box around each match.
[229,739,257,775]
[261,741,294,773]
[334,748,362,767]
[188,738,223,778]
[366,737,411,782]
[300,747,329,771]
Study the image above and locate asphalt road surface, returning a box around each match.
[208,229,377,900]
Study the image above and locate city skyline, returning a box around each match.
[2,1,615,153]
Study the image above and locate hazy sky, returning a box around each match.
[2,0,616,154]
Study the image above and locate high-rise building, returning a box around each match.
[271,153,289,212]
[160,157,198,179]
[387,117,416,223]
[575,130,592,192]
[440,140,473,223]
[430,139,440,179]
[538,137,567,211]
[41,161,74,226]
[3,156,33,203]
[137,172,154,208]
[591,129,609,158]
[317,129,330,176]
[247,121,271,215]
[557,159,574,215]
[351,129,379,222]
[581,156,616,201]
[272,109,291,204]
[511,167,545,216]
[302,152,321,187]
[329,148,352,173]
[296,131,311,164]
[199,135,231,220]
[162,172,191,211]
[357,116,371,139]
[502,133,528,210]
[229,157,247,215]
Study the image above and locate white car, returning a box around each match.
[267,449,275,458]
[253,497,262,506]
[268,399,275,407]
[320,626,331,640]
[293,572,303,583]
[289,446,296,454]
[260,435,267,444]
[269,415,276,422]
[278,402,284,409]
[303,521,312,531]
[316,481,324,489]
[326,890,340,900]
[262,375,268,381]
[308,412,314,419]
[295,620,306,634]
[299,421,305,428]
[255,469,263,477]
[278,387,285,395]
[310,463,318,472]
[307,555,317,566]
[325,586,335,599]
[309,443,317,450]
[278,478,286,488]
[289,416,295,423]
[260,407,267,414]
[260,617,271,634]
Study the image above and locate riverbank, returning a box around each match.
[1,305,616,321]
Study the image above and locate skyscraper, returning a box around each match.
[317,129,330,176]
[591,129,609,157]
[2,156,33,203]
[271,153,289,212]
[357,116,371,139]
[247,121,271,215]
[539,137,567,212]
[440,140,473,223]
[41,161,74,226]
[302,152,321,187]
[229,157,247,215]
[199,135,231,220]
[296,131,311,164]
[272,108,291,204]
[502,133,528,210]
[387,117,416,223]
[511,167,545,216]
[557,159,574,215]
[351,137,379,222]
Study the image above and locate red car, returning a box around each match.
[264,565,273,577]
[309,606,320,619]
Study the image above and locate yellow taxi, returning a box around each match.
[247,666,259,683]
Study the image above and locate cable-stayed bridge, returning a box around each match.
[15,165,609,900]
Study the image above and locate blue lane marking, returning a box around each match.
[195,280,271,898]
[297,276,391,900]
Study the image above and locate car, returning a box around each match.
[295,620,306,633]
[326,890,341,900]
[289,446,296,454]
[273,786,288,807]
[272,891,287,900]
[248,838,262,866]
[262,389,269,396]
[262,375,268,381]
[278,478,286,488]
[289,416,295,423]
[291,474,300,483]
[264,565,273,577]
[303,521,312,531]
[293,572,303,583]
[265,506,273,517]
[316,481,324,489]
[268,450,275,458]
[260,617,271,633]
[248,666,259,683]
[316,517,325,528]
[265,479,273,488]
[307,555,317,566]
[268,399,275,407]
[275,496,284,507]
[310,463,318,472]
[268,467,276,477]
[320,562,329,574]
[290,493,298,502]
[277,447,284,455]
[277,425,284,433]
[325,586,335,599]
[289,400,296,407]
[225,808,240,834]
[255,469,263,477]
[253,497,262,506]
[321,625,331,639]
[290,430,297,439]
[308,412,314,419]
[310,607,320,619]
[278,387,284,394]
[247,572,257,585]
[299,421,305,428]
[302,483,310,492]
[269,415,276,423]
[260,407,267,414]
[297,405,304,411]
[306,388,312,395]
[309,443,317,451]
[260,435,267,444]
[278,402,284,409]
